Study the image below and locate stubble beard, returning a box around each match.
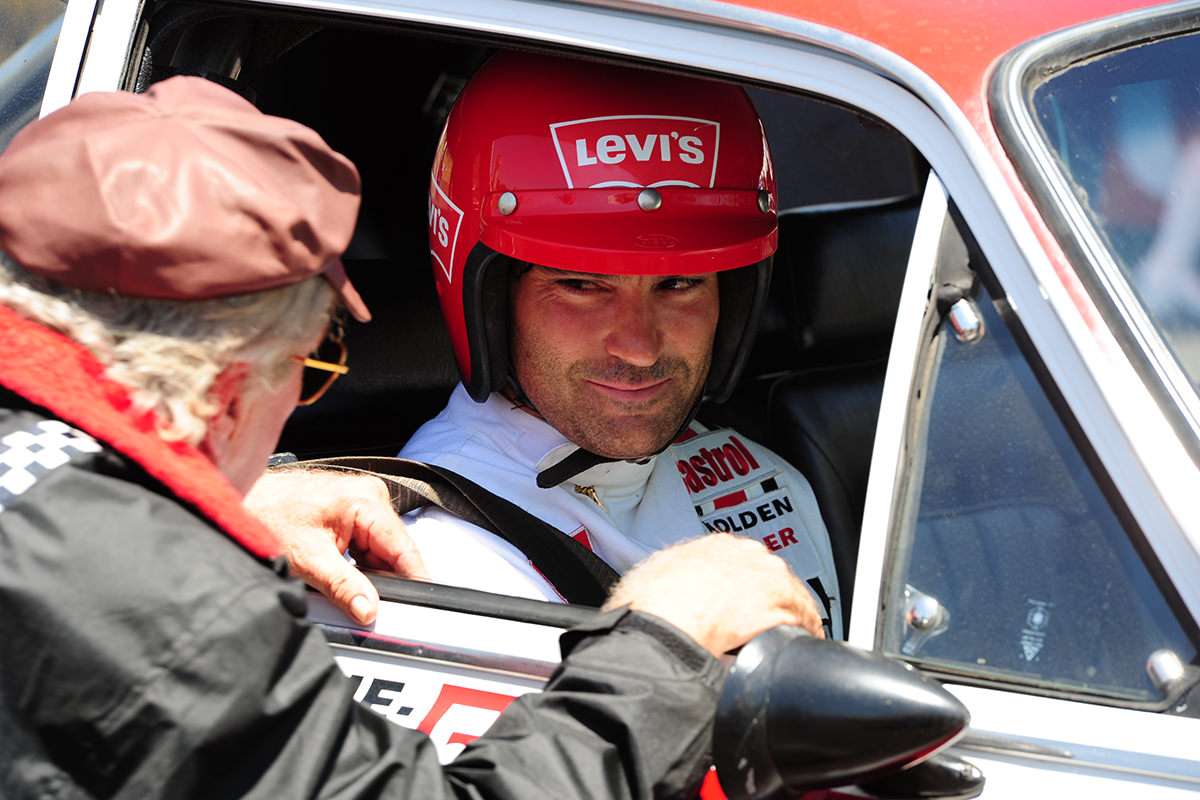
[517,349,712,460]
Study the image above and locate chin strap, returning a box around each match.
[507,374,707,490]
[532,398,707,489]
[536,448,621,489]
[501,378,619,489]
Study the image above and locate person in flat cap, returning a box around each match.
[0,76,818,799]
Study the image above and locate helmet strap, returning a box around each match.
[536,447,622,489]
[532,388,705,489]
[500,376,621,488]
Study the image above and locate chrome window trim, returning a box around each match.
[849,173,946,648]
[323,630,562,680]
[946,684,1200,790]
[41,0,100,114]
[307,591,566,668]
[956,729,1200,786]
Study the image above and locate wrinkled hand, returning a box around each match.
[244,469,428,624]
[603,533,824,657]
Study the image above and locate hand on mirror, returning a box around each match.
[244,468,429,624]
[603,533,825,657]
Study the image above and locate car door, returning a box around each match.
[850,172,1200,796]
[306,578,583,761]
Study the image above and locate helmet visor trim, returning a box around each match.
[480,187,777,275]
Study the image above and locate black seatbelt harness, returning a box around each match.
[279,456,620,607]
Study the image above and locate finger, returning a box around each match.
[783,581,826,639]
[291,535,382,625]
[793,605,826,639]
[344,498,430,580]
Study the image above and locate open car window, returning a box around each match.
[252,23,922,640]
[208,12,925,745]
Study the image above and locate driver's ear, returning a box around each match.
[199,363,253,464]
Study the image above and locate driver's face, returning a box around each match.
[509,265,718,460]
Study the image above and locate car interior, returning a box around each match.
[139,3,927,631]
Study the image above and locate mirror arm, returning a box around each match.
[857,752,985,800]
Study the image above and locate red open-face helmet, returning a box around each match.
[428,51,777,402]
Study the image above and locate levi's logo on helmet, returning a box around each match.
[429,176,464,283]
[549,115,720,189]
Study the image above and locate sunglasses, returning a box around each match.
[291,327,348,406]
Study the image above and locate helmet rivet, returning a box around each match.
[637,188,662,212]
[757,190,771,214]
[497,191,518,216]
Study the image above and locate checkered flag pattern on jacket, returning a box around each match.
[0,420,101,512]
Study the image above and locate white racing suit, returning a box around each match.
[400,385,842,639]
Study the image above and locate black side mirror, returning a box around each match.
[713,626,972,799]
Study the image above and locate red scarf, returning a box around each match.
[0,306,280,559]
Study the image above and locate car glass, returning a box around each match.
[0,0,63,151]
[1028,29,1200,393]
[747,87,915,209]
[881,277,1197,707]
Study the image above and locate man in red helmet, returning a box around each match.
[252,52,841,638]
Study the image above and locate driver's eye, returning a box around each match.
[659,277,704,291]
[558,278,597,291]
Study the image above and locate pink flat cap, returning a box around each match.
[0,75,370,321]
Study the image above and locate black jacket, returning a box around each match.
[0,307,724,799]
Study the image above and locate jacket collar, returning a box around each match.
[0,306,279,559]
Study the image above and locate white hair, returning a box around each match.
[0,252,336,446]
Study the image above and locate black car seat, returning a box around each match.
[277,255,460,458]
[739,195,919,630]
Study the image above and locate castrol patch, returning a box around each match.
[673,429,834,636]
[549,115,720,189]
[429,176,465,283]
[673,429,822,575]
[672,427,839,638]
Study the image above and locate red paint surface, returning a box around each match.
[716,0,1163,353]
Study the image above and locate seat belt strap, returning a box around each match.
[283,456,619,606]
